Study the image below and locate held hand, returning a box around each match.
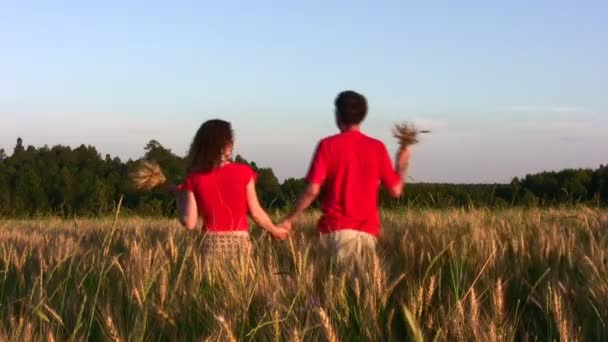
[163,183,179,195]
[278,219,293,232]
[271,226,290,240]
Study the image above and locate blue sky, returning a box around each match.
[1,1,607,182]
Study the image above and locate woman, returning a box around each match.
[171,119,288,257]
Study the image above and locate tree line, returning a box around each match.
[0,138,606,217]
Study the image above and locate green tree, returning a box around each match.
[12,164,48,215]
[562,178,587,202]
[234,155,283,207]
[256,167,283,207]
[0,163,10,215]
[235,155,255,168]
[143,140,186,183]
[57,167,76,215]
[591,164,608,203]
[521,189,539,207]
[510,177,521,205]
[280,177,307,204]
[13,137,24,155]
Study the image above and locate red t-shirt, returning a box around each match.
[181,163,257,232]
[305,130,401,237]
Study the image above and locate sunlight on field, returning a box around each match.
[0,208,607,340]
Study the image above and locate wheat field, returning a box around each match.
[0,208,607,341]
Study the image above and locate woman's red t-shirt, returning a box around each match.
[181,163,257,232]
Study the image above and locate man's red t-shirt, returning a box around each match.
[181,163,257,232]
[305,130,401,237]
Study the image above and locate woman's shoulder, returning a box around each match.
[225,163,257,182]
[185,170,205,179]
[227,162,255,174]
[188,162,251,174]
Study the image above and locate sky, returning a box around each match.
[1,1,607,183]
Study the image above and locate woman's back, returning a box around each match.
[182,162,256,232]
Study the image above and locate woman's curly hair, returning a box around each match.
[187,119,234,172]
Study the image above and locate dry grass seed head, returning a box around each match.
[159,269,168,307]
[132,287,143,308]
[382,273,405,307]
[167,235,177,264]
[551,291,575,342]
[129,160,167,191]
[216,316,238,342]
[292,329,302,342]
[426,276,437,307]
[393,122,430,149]
[453,300,466,341]
[154,304,176,327]
[489,323,499,342]
[104,311,121,342]
[43,304,64,327]
[414,285,424,318]
[470,287,480,339]
[23,322,33,341]
[318,307,338,342]
[372,253,384,292]
[493,278,504,324]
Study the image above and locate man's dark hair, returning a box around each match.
[335,90,368,125]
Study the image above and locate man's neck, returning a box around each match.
[340,124,361,133]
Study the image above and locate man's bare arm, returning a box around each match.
[387,146,412,198]
[280,183,321,231]
[396,146,412,179]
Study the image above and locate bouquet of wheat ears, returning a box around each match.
[393,122,431,149]
[129,160,168,191]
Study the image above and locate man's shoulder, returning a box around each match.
[356,133,387,151]
[319,133,342,142]
[319,132,386,148]
[316,133,342,149]
[365,134,385,145]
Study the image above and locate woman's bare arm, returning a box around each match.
[172,186,198,230]
[246,180,288,239]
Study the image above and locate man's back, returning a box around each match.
[306,130,401,236]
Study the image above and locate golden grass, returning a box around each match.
[317,307,338,342]
[0,208,607,340]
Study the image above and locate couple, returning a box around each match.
[172,90,412,263]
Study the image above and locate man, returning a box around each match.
[280,90,411,265]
